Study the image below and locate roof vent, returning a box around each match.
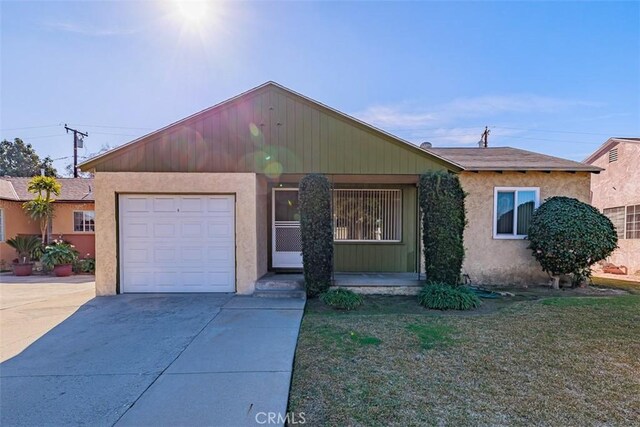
[420,141,432,149]
[609,148,618,163]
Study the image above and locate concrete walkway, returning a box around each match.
[0,290,305,426]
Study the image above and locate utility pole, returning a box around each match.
[478,126,490,148]
[64,124,88,177]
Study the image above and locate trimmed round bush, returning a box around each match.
[418,282,481,310]
[299,173,334,297]
[320,288,364,310]
[527,196,618,284]
[419,171,466,284]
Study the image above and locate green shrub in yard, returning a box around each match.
[419,171,466,284]
[321,288,363,310]
[299,173,334,297]
[419,282,481,310]
[527,196,618,286]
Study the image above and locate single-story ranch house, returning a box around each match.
[79,82,601,295]
[0,177,95,268]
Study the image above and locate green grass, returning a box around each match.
[591,275,640,294]
[405,323,455,349]
[289,293,640,426]
[541,295,639,307]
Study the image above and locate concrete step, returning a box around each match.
[253,289,307,299]
[255,278,304,291]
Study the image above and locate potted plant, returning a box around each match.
[6,235,42,276]
[41,241,79,277]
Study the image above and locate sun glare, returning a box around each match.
[175,1,210,26]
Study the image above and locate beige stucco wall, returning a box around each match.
[459,171,591,285]
[588,141,640,273]
[256,175,269,279]
[93,172,259,295]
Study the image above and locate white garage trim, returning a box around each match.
[118,194,236,293]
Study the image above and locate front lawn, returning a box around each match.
[289,293,640,426]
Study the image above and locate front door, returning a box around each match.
[272,188,303,268]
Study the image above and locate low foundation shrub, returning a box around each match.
[320,288,363,310]
[418,282,480,310]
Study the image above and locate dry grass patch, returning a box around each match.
[289,294,640,426]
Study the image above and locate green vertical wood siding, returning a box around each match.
[90,85,455,174]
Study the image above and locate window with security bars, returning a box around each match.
[333,189,402,242]
[626,204,640,239]
[603,206,626,239]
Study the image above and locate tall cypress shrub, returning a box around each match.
[299,174,334,297]
[419,171,466,285]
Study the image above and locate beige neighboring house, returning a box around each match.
[585,137,640,275]
[78,81,601,295]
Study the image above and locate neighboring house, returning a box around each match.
[79,82,600,295]
[584,137,640,274]
[0,177,95,268]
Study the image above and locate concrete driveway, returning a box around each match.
[0,278,305,426]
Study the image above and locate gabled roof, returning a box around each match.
[427,147,602,172]
[0,177,94,201]
[583,137,640,164]
[80,81,462,173]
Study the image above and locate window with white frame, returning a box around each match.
[493,187,540,239]
[73,210,95,232]
[603,206,626,240]
[0,208,4,242]
[626,204,640,239]
[333,189,402,242]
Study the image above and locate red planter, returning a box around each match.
[12,263,34,276]
[53,264,73,277]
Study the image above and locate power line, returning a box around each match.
[15,134,67,140]
[491,126,613,136]
[90,131,140,137]
[68,124,153,131]
[0,124,61,131]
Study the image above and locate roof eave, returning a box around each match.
[463,167,602,173]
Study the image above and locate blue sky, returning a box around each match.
[1,1,639,174]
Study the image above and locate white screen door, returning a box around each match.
[272,188,303,268]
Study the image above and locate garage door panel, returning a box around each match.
[119,194,235,293]
[122,222,150,238]
[181,222,204,238]
[208,197,233,212]
[123,197,151,213]
[153,197,177,212]
[123,246,150,263]
[181,197,204,212]
[154,223,177,238]
[153,246,177,263]
[208,222,233,238]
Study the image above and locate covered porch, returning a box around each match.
[260,174,423,276]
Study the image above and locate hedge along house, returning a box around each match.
[80,82,600,295]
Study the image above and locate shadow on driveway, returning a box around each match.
[0,294,304,426]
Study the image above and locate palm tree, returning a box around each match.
[22,176,61,244]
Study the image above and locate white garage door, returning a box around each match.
[119,194,235,293]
